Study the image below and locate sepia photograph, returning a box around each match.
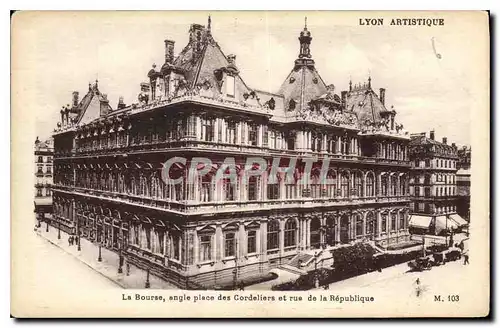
[11,10,490,318]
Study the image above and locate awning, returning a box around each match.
[449,214,469,227]
[435,215,459,233]
[409,215,432,229]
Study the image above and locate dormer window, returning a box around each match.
[225,75,235,97]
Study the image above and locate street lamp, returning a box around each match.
[58,220,61,239]
[145,269,151,288]
[118,248,124,274]
[98,244,102,262]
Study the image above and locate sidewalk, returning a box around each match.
[35,224,177,289]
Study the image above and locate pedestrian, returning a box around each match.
[239,283,245,291]
[463,253,469,265]
[68,236,72,246]
[75,235,79,245]
[126,263,131,276]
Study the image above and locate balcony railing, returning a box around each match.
[56,141,410,167]
[52,184,410,215]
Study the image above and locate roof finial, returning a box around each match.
[368,74,371,88]
[304,16,308,30]
[208,15,212,32]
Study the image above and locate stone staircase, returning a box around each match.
[288,252,315,268]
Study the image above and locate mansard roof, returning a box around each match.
[166,22,260,107]
[346,82,390,126]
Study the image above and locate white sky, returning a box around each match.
[15,11,487,147]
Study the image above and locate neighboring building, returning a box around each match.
[456,146,471,222]
[51,19,412,288]
[408,131,468,236]
[34,137,54,223]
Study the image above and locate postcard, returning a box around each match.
[11,10,490,318]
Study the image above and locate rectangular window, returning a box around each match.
[262,125,268,147]
[199,235,212,262]
[247,230,257,254]
[267,183,280,200]
[226,122,236,144]
[224,232,236,257]
[201,118,214,142]
[226,75,235,97]
[248,176,258,201]
[248,124,257,146]
[269,131,277,149]
[38,156,43,163]
[37,166,43,174]
[36,188,42,197]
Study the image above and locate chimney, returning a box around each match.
[189,24,205,52]
[117,96,126,110]
[72,91,79,108]
[100,94,110,116]
[164,39,175,64]
[341,91,347,108]
[379,88,386,105]
[430,130,435,140]
[442,137,447,145]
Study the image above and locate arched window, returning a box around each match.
[390,174,398,196]
[390,212,397,231]
[284,219,297,248]
[267,220,280,251]
[341,172,350,198]
[310,218,321,249]
[399,211,406,230]
[399,175,406,195]
[381,213,388,233]
[366,172,375,197]
[365,212,375,237]
[325,216,336,246]
[381,174,388,196]
[355,214,363,236]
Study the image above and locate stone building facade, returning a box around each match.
[51,19,412,288]
[34,137,53,222]
[408,131,467,235]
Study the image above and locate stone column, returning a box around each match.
[260,219,268,260]
[279,218,285,253]
[322,135,327,153]
[214,118,219,143]
[239,223,246,257]
[335,216,340,244]
[193,228,199,264]
[305,218,311,249]
[258,124,263,147]
[236,122,242,144]
[336,136,341,154]
[195,116,202,140]
[215,223,223,262]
